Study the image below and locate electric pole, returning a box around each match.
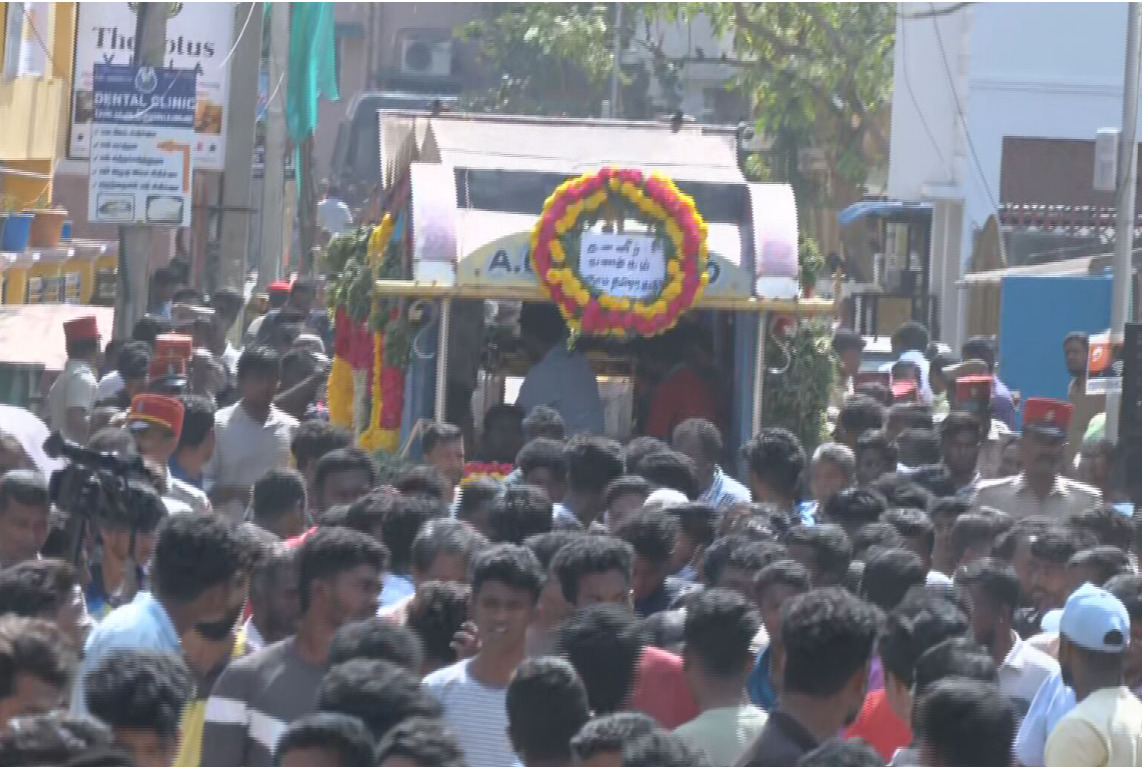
[257,1,288,291]
[114,2,169,338]
[217,2,263,295]
[1108,2,1142,443]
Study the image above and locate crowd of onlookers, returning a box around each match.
[0,306,1137,767]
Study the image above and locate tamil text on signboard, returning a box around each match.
[70,2,232,170]
[578,233,666,300]
[88,64,196,227]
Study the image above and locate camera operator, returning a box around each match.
[85,478,168,621]
[126,394,211,515]
[0,470,51,569]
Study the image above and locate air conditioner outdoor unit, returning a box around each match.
[400,38,453,77]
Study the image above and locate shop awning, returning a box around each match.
[838,200,933,226]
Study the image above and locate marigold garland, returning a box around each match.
[461,461,515,485]
[529,166,710,338]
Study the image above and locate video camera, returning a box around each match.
[42,432,155,563]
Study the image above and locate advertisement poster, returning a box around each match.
[1087,329,1125,395]
[70,2,233,171]
[88,64,196,227]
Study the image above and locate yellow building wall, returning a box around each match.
[0,2,76,210]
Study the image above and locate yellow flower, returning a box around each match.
[700,272,710,286]
[550,241,565,263]
[618,298,632,311]
[609,177,621,191]
[667,261,680,276]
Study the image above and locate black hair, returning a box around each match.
[317,659,441,742]
[0,469,49,512]
[624,436,670,475]
[950,513,998,564]
[115,341,151,381]
[929,496,971,526]
[0,616,75,700]
[838,396,887,440]
[893,321,930,354]
[878,590,969,686]
[290,279,316,297]
[961,335,998,368]
[566,435,626,494]
[274,713,375,767]
[1062,330,1090,350]
[516,438,567,479]
[237,345,281,380]
[0,712,112,767]
[855,382,893,407]
[1030,526,1084,564]
[151,512,252,603]
[672,418,724,463]
[210,286,244,315]
[684,587,761,677]
[507,657,590,762]
[470,543,544,600]
[0,559,77,619]
[175,394,216,449]
[725,509,784,540]
[379,495,448,574]
[783,524,853,584]
[519,301,568,345]
[636,450,700,500]
[375,717,467,767]
[882,507,935,556]
[555,603,643,714]
[1067,506,1134,552]
[1106,574,1142,622]
[754,559,812,599]
[913,637,998,697]
[83,648,193,739]
[297,527,390,612]
[824,487,887,527]
[670,502,716,547]
[523,530,584,570]
[317,505,351,528]
[851,523,906,559]
[66,337,100,361]
[456,476,500,522]
[721,540,788,583]
[522,405,566,442]
[314,448,377,496]
[252,468,307,525]
[781,587,880,697]
[621,731,713,767]
[406,580,470,668]
[291,421,352,470]
[616,509,679,566]
[570,712,661,762]
[915,678,1015,767]
[870,474,934,512]
[940,410,984,443]
[410,518,487,575]
[796,738,886,767]
[99,477,165,533]
[604,475,652,508]
[856,429,898,464]
[832,329,866,354]
[132,314,172,346]
[394,466,449,501]
[1068,545,1133,585]
[489,484,553,544]
[958,557,1020,613]
[897,428,941,468]
[422,422,463,455]
[552,535,634,604]
[861,548,926,612]
[328,617,424,672]
[741,428,806,497]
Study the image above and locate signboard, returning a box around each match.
[88,64,195,227]
[70,2,233,171]
[1086,329,1124,395]
[578,233,665,300]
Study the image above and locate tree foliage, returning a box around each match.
[457,2,895,205]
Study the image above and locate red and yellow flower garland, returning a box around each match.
[530,167,710,337]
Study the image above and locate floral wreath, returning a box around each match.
[529,167,710,338]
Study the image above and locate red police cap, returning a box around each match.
[891,379,918,402]
[154,333,194,362]
[955,375,993,404]
[148,356,187,382]
[127,393,184,439]
[267,281,291,294]
[63,316,100,343]
[1023,397,1073,438]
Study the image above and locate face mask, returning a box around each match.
[196,605,243,641]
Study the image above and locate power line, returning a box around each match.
[929,3,1001,215]
[901,3,974,20]
[215,2,257,72]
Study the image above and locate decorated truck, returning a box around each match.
[323,112,838,471]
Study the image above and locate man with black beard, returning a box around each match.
[1062,331,1105,468]
[736,587,879,767]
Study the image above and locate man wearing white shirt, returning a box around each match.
[317,183,354,236]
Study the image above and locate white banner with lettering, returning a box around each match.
[578,232,666,300]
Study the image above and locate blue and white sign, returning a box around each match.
[87,63,196,227]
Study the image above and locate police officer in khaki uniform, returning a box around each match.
[973,397,1101,520]
[48,316,101,444]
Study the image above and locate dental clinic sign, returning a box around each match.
[70,2,233,170]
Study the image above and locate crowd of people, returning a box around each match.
[0,287,1137,767]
